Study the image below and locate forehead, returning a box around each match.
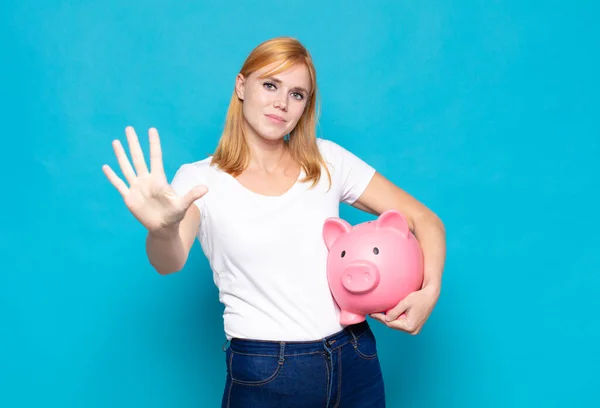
[254,62,311,90]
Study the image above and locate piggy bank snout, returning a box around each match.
[340,261,380,294]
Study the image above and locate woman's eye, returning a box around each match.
[263,82,303,100]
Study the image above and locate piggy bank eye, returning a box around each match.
[341,250,346,258]
[373,247,379,255]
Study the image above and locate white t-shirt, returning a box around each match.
[170,138,376,341]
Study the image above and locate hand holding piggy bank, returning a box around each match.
[323,210,424,326]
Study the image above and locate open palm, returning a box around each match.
[102,127,207,233]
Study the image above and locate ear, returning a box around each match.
[374,210,409,238]
[323,217,352,250]
[235,73,245,100]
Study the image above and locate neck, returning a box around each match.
[244,130,288,173]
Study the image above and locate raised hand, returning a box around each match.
[102,127,208,234]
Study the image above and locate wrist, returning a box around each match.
[422,279,441,295]
[149,223,180,240]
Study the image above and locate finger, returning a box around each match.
[148,128,164,175]
[125,126,149,176]
[112,139,137,185]
[182,185,208,209]
[386,316,413,333]
[386,299,410,322]
[102,164,129,197]
[369,313,387,324]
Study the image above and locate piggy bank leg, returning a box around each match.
[340,310,366,325]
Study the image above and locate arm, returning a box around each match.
[353,172,446,291]
[146,205,201,275]
[102,126,208,276]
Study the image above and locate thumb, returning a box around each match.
[182,184,208,209]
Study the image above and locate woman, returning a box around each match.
[102,37,446,407]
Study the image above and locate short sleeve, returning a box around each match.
[170,163,207,210]
[319,139,376,205]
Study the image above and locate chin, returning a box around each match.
[256,127,288,142]
[259,133,287,142]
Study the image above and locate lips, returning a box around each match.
[265,114,286,124]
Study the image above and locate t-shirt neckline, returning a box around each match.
[222,167,306,200]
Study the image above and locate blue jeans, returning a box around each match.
[221,321,386,407]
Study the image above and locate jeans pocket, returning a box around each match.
[352,329,379,360]
[228,349,284,386]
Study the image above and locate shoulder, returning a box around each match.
[316,137,345,162]
[172,156,219,184]
[176,156,213,173]
[316,137,340,152]
[316,137,362,166]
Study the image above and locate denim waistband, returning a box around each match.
[227,321,371,355]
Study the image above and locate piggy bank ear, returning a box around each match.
[323,218,352,250]
[375,210,409,238]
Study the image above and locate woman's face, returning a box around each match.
[236,62,311,143]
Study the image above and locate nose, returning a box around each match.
[340,261,380,294]
[274,95,288,111]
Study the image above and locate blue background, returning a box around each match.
[2,0,599,407]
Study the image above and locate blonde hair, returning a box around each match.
[211,36,331,187]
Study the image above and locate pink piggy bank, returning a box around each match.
[323,210,424,326]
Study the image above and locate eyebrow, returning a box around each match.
[265,76,309,95]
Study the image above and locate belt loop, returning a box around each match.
[349,326,359,347]
[278,342,285,364]
[221,339,230,352]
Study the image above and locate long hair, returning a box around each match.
[211,36,331,187]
